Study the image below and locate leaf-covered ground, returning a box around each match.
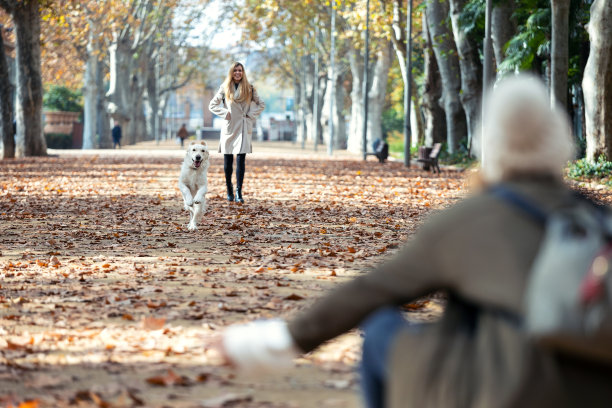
[1,142,608,408]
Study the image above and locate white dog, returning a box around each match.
[178,141,210,231]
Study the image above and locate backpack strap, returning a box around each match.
[490,185,610,232]
[489,185,548,225]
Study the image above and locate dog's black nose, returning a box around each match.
[195,155,201,161]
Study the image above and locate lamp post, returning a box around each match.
[328,3,336,156]
[403,0,413,167]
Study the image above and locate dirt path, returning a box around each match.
[0,142,488,407]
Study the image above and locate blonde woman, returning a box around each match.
[209,62,265,203]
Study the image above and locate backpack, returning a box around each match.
[492,186,612,363]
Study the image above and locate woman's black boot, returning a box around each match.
[235,187,243,203]
[224,154,234,202]
[235,153,245,203]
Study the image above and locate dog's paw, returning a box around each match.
[186,199,194,207]
[194,199,201,204]
[188,223,198,231]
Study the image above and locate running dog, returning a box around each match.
[178,141,210,231]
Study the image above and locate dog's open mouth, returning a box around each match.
[193,159,202,168]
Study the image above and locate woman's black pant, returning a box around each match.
[224,153,245,193]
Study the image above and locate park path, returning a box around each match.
[0,140,468,407]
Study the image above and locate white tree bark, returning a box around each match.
[106,37,132,138]
[347,41,392,154]
[82,25,98,149]
[364,42,392,149]
[347,47,364,152]
[321,68,346,149]
[582,0,612,161]
[107,36,148,145]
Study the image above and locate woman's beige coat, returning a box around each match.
[208,85,265,154]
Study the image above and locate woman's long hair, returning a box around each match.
[222,62,252,104]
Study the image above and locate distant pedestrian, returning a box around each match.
[208,62,265,203]
[177,123,189,147]
[111,122,122,149]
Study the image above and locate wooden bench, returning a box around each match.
[416,143,442,173]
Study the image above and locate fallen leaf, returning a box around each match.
[146,369,190,386]
[284,293,305,301]
[142,316,166,330]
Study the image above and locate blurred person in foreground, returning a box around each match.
[211,74,612,407]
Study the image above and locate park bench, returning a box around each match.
[417,142,442,173]
[365,139,389,163]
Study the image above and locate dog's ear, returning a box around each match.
[189,141,197,146]
[201,141,208,147]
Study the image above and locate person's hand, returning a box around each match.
[204,333,234,367]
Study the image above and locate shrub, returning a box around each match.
[438,140,477,168]
[568,156,612,185]
[45,133,72,149]
[43,85,83,113]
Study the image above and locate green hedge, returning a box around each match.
[43,85,83,113]
[45,133,72,149]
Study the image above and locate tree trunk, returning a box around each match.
[107,37,133,143]
[551,0,571,109]
[390,0,424,147]
[13,1,46,157]
[491,0,516,67]
[96,57,112,148]
[582,0,612,161]
[82,27,98,149]
[312,71,327,147]
[411,81,424,147]
[421,12,446,147]
[365,42,392,149]
[146,63,159,143]
[347,41,392,154]
[426,0,466,153]
[347,47,364,153]
[297,54,314,146]
[322,67,346,149]
[0,26,15,158]
[449,0,482,149]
